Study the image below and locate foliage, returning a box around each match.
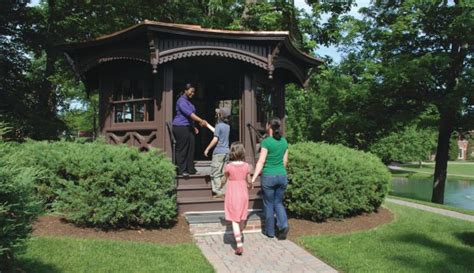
[369,126,437,164]
[468,138,474,161]
[449,136,460,161]
[285,84,319,143]
[0,143,42,271]
[286,142,390,221]
[337,0,473,203]
[4,141,177,228]
[301,203,474,273]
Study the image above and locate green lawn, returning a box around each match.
[298,203,474,273]
[16,237,214,273]
[399,162,474,177]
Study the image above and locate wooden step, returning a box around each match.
[185,210,264,236]
[177,174,211,186]
[178,194,263,213]
[177,184,261,199]
[177,184,213,199]
[194,160,211,167]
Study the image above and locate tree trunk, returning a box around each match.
[431,115,454,204]
[93,103,97,140]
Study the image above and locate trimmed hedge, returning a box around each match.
[0,143,42,271]
[5,141,177,228]
[286,142,390,221]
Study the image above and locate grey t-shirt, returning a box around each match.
[213,122,230,155]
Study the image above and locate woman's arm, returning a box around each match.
[283,149,289,169]
[251,148,267,183]
[190,113,207,127]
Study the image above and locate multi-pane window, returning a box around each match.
[255,83,276,124]
[111,79,154,123]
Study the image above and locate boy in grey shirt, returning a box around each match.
[204,108,230,197]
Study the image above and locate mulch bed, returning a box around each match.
[32,215,194,244]
[287,207,394,241]
[32,208,393,245]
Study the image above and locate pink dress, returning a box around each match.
[224,162,250,222]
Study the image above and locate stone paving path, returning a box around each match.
[195,233,338,273]
[386,198,474,222]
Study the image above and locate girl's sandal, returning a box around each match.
[235,247,243,256]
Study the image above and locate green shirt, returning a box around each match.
[261,136,288,175]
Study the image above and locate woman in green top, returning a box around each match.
[251,117,289,240]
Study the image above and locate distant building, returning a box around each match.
[457,131,473,160]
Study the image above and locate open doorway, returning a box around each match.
[172,57,243,160]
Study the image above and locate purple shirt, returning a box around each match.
[172,95,196,126]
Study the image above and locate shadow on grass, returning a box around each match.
[455,232,474,247]
[391,233,474,272]
[14,258,61,273]
[390,169,416,174]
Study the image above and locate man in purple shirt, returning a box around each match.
[172,84,208,176]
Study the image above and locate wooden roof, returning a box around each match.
[61,20,323,65]
[60,20,323,87]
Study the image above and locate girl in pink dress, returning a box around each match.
[221,142,252,255]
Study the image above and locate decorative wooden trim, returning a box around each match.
[79,51,149,73]
[159,46,268,70]
[106,131,157,151]
[106,123,157,131]
[148,31,159,74]
[273,57,306,85]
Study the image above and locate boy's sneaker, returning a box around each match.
[277,226,289,240]
[213,194,224,199]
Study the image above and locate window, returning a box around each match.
[255,83,276,125]
[111,79,154,123]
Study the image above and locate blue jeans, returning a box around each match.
[261,175,288,237]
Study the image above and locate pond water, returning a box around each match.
[391,176,474,211]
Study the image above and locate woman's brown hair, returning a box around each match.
[229,142,246,161]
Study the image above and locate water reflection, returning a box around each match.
[391,176,474,210]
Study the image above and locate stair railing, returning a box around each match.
[246,123,267,164]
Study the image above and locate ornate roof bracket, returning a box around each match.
[158,46,268,70]
[303,67,315,88]
[148,32,159,74]
[267,42,282,79]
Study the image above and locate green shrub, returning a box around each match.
[467,139,474,161]
[448,136,459,161]
[287,142,391,221]
[369,126,437,164]
[0,143,42,271]
[5,141,177,228]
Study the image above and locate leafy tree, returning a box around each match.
[369,126,437,165]
[340,0,473,204]
[448,135,460,161]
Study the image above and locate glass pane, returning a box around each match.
[123,102,133,122]
[255,84,273,124]
[135,102,145,122]
[114,103,124,123]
